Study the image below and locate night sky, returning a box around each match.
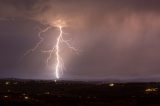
[0,0,160,81]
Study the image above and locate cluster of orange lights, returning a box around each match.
[145,88,158,92]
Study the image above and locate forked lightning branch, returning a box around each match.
[24,20,78,79]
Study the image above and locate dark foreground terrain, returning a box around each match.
[0,79,160,106]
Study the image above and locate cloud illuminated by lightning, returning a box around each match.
[24,19,78,79]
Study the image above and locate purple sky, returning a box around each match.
[0,0,160,81]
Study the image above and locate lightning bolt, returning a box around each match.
[55,26,62,79]
[24,20,78,79]
[54,25,78,79]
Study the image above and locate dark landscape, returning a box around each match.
[0,79,160,106]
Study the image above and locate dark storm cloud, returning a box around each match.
[1,0,160,27]
[0,0,160,81]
